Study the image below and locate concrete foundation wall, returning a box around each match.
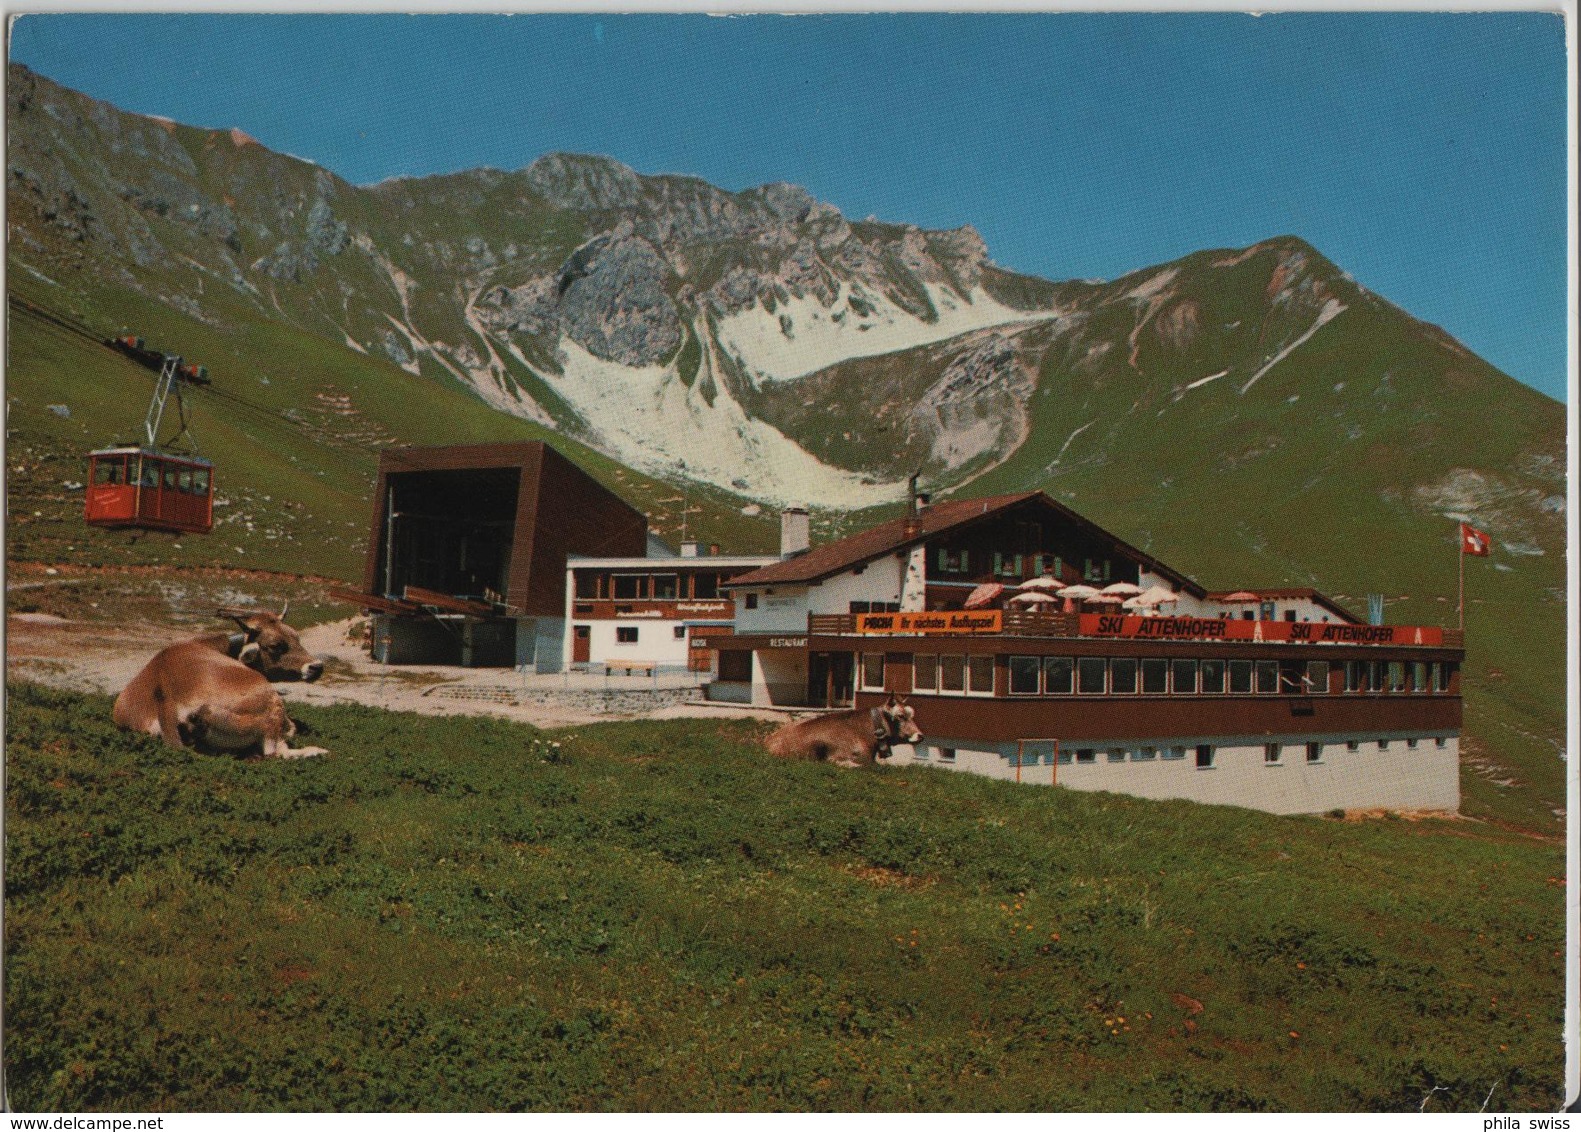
[888,732,1460,815]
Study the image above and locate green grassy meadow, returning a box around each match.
[3,682,1565,1112]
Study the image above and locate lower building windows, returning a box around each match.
[1110,657,1138,694]
[967,655,995,695]
[1346,739,1361,752]
[1076,748,1097,764]
[1107,748,1128,763]
[1228,660,1253,694]
[1162,745,1186,761]
[1132,746,1157,761]
[1264,743,1281,764]
[1195,744,1215,769]
[859,652,886,691]
[939,655,966,693]
[1406,737,1419,749]
[1378,738,1391,751]
[1306,742,1322,763]
[1172,659,1198,694]
[1009,655,1041,695]
[1057,749,1074,765]
[1255,660,1279,694]
[914,653,938,692]
[937,747,957,763]
[1435,736,1449,749]
[1043,656,1075,695]
[616,626,639,644]
[1140,658,1168,694]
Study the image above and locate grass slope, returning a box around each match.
[4,683,1565,1112]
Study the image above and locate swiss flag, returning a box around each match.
[1460,522,1491,556]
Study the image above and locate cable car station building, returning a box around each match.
[696,491,1464,816]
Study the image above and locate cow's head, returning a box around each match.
[218,604,323,683]
[880,694,924,746]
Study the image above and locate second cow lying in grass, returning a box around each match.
[764,695,924,767]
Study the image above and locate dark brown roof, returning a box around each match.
[1204,588,1361,624]
[726,491,1204,595]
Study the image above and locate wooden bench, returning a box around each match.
[603,660,657,677]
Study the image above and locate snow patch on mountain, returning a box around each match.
[532,337,908,509]
[715,282,1051,384]
[1238,298,1347,394]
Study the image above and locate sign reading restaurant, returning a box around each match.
[1078,614,1445,647]
[857,611,1003,635]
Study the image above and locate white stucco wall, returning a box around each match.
[888,732,1460,815]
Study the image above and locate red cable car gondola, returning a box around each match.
[84,350,216,535]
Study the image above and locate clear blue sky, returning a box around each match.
[8,11,1571,401]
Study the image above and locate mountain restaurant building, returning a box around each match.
[701,492,1463,815]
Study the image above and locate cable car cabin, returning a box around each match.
[85,447,214,535]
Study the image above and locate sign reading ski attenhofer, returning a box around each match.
[1079,615,1445,647]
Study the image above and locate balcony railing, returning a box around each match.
[807,613,1466,648]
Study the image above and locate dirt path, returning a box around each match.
[5,610,789,732]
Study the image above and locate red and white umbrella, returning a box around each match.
[1009,590,1059,605]
[963,582,1005,610]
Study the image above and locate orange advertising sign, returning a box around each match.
[857,610,1003,635]
[1078,614,1445,647]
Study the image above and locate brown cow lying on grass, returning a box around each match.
[764,694,924,767]
[112,605,328,759]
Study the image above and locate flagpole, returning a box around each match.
[1458,526,1465,631]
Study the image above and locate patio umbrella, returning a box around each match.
[1130,585,1181,608]
[1087,593,1126,605]
[1058,584,1101,600]
[1017,575,1066,591]
[963,582,1005,610]
[1008,590,1059,605]
[1100,581,1144,597]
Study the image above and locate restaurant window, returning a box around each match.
[575,573,601,599]
[859,653,886,691]
[1371,661,1386,692]
[937,548,969,574]
[717,650,751,682]
[1009,655,1041,695]
[1278,662,1306,693]
[616,626,639,644]
[1107,748,1127,763]
[914,654,939,693]
[1228,660,1253,694]
[1043,656,1075,695]
[614,575,643,600]
[693,573,720,599]
[1306,660,1330,694]
[1306,742,1323,763]
[1411,661,1429,694]
[1254,659,1279,694]
[993,552,1024,578]
[674,626,687,640]
[1141,658,1169,694]
[939,655,966,693]
[1195,744,1215,769]
[1132,746,1157,761]
[1077,657,1107,694]
[1200,659,1226,694]
[1386,661,1406,693]
[1109,657,1138,694]
[1345,660,1368,692]
[1378,738,1391,750]
[651,575,679,600]
[1172,659,1198,694]
[744,593,758,610]
[967,655,995,695]
[1076,748,1097,764]
[1163,745,1187,761]
[1264,743,1281,764]
[1406,738,1419,749]
[1058,748,1075,765]
[1346,740,1361,752]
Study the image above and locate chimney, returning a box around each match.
[905,472,930,537]
[680,540,700,558]
[780,505,810,558]
[709,543,721,556]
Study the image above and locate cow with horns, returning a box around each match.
[763,694,924,767]
[112,604,328,759]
